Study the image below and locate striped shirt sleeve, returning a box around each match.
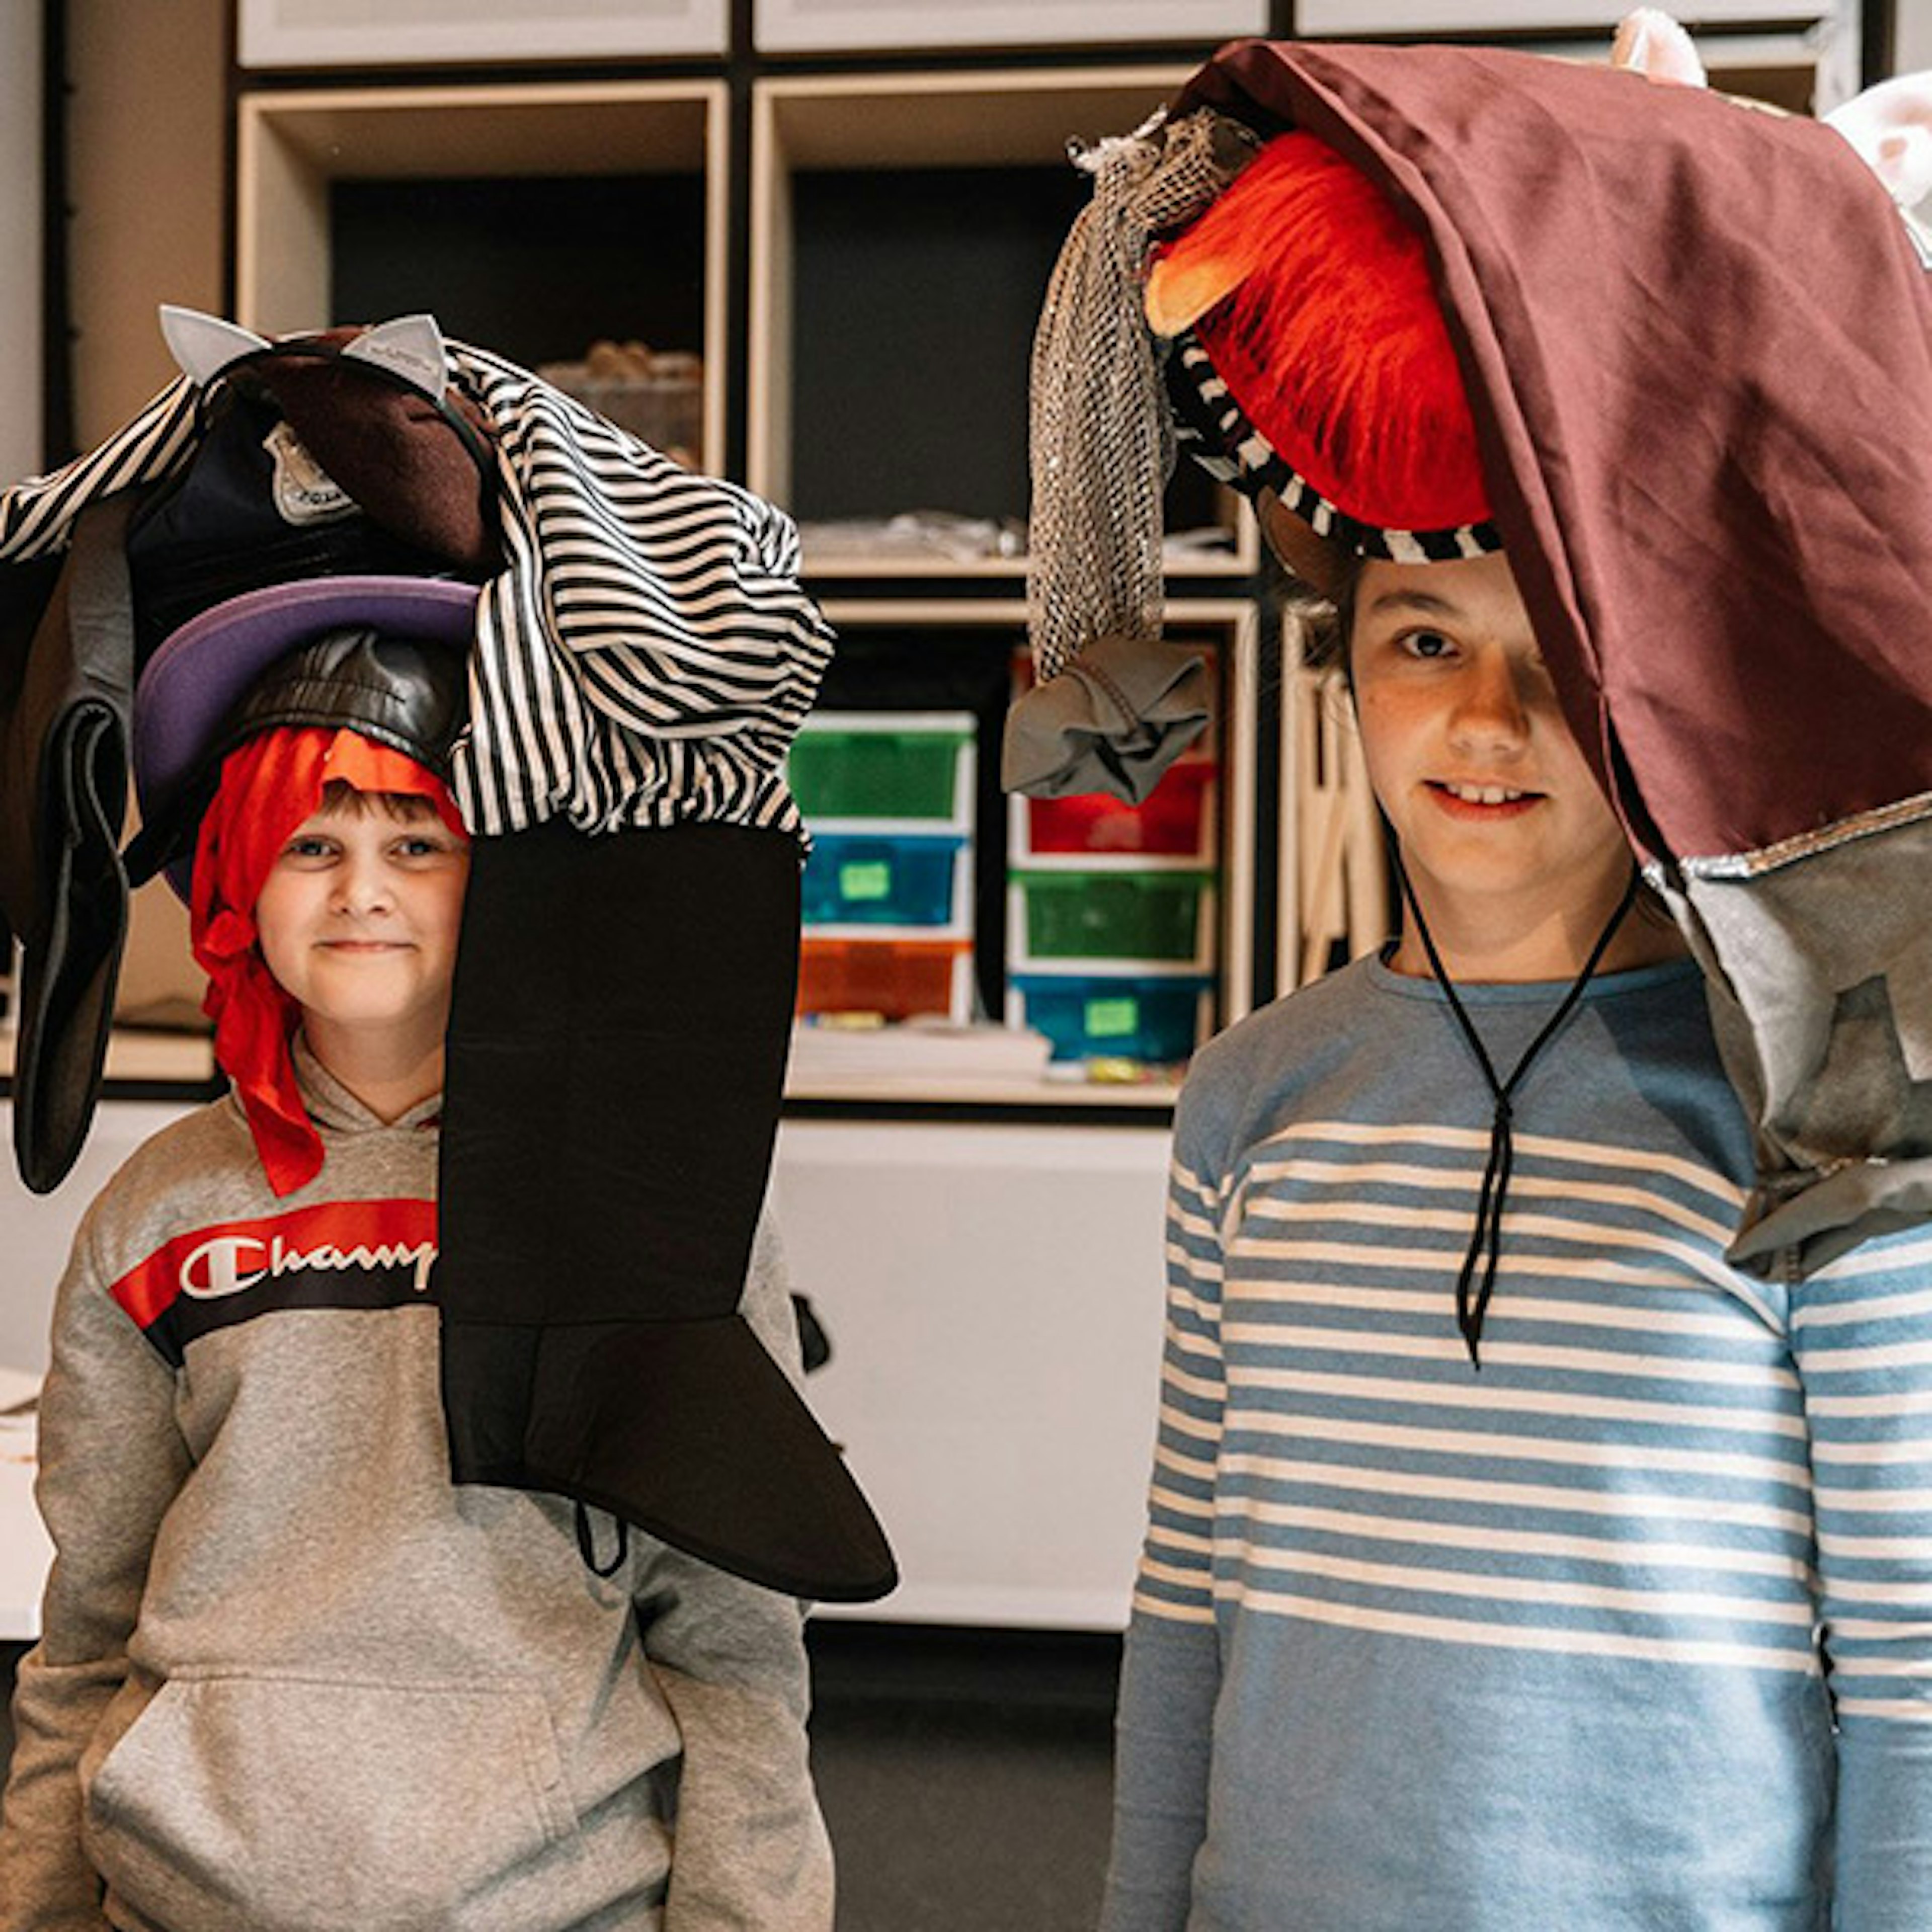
[1793,1228,1932,1931]
[1136,1148,1229,1625]
[1100,1141,1231,1932]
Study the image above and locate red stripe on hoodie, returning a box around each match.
[110,1198,439,1333]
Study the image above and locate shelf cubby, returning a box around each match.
[750,70,1259,582]
[235,82,730,472]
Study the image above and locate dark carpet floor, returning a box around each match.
[809,1622,1118,1930]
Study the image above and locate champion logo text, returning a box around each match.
[112,1199,440,1364]
[179,1231,438,1300]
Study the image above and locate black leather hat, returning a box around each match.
[128,575,476,898]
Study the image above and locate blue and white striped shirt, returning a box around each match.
[1104,954,1932,1932]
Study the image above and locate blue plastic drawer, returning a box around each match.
[801,831,968,930]
[1007,973,1212,1065]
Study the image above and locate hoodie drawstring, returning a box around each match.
[1393,860,1640,1367]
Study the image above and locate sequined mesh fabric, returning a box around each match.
[1026,108,1257,682]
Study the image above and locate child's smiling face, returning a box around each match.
[1348,550,1635,974]
[254,786,469,1061]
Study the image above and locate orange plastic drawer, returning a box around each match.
[798,936,973,1022]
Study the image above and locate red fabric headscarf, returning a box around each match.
[190,727,468,1196]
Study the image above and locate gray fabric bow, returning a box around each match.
[1002,631,1212,803]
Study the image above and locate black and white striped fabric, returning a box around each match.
[0,344,834,844]
[1165,331,1502,568]
[446,344,829,839]
[0,379,203,561]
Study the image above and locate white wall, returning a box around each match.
[0,0,42,482]
[0,1101,201,1373]
[772,1119,1170,1629]
[63,0,228,1015]
[1898,0,1932,73]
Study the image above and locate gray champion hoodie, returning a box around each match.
[0,1042,832,1932]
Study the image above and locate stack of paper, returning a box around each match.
[789,1018,1054,1090]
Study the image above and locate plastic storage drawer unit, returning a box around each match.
[789,711,976,826]
[802,830,969,931]
[1007,972,1213,1065]
[1011,871,1213,968]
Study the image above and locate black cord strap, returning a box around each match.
[1392,862,1641,1367]
[574,1501,630,1579]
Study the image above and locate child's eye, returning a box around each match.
[393,835,456,860]
[1401,629,1455,660]
[281,836,336,861]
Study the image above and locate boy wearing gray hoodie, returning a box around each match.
[0,597,832,1932]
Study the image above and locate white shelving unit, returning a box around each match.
[237,0,730,66]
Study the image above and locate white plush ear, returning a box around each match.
[339,313,449,399]
[1828,75,1932,209]
[158,304,272,386]
[1871,124,1932,209]
[1611,9,1707,88]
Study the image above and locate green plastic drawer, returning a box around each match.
[1007,973,1212,1064]
[1012,871,1212,965]
[789,713,975,823]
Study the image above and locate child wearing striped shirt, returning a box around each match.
[1103,544,1932,1930]
[1065,79,1932,1932]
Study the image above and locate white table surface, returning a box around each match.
[0,1367,49,1643]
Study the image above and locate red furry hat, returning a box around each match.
[1148,129,1497,586]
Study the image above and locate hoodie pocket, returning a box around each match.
[84,1671,582,1932]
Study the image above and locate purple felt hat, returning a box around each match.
[131,575,478,897]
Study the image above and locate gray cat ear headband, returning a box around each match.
[162,306,448,395]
